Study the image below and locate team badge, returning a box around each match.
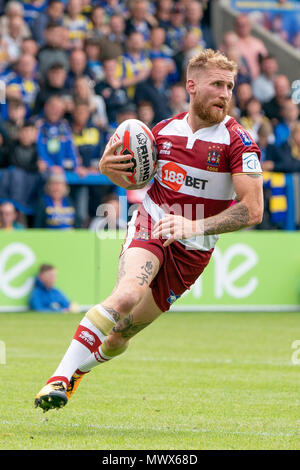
[232,124,252,146]
[206,149,221,172]
[167,290,181,305]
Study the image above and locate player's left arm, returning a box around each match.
[153,174,264,246]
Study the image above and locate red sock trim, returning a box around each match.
[47,376,69,387]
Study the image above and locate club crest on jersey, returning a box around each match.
[206,149,221,172]
[232,124,252,146]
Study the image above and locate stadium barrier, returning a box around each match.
[0,230,299,313]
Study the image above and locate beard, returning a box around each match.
[192,94,229,125]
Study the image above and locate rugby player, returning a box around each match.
[35,49,263,411]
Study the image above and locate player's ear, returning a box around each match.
[186,78,196,96]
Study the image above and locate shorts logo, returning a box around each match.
[207,148,221,172]
[232,124,252,146]
[79,330,95,347]
[167,290,181,305]
[161,161,187,191]
[242,152,261,173]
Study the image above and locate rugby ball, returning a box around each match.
[111,119,157,189]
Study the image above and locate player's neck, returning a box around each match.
[187,111,217,133]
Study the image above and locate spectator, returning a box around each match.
[37,95,78,172]
[235,82,253,118]
[134,57,172,124]
[95,58,129,126]
[65,48,92,89]
[263,74,291,124]
[125,0,156,41]
[120,31,152,99]
[6,53,39,118]
[90,5,110,39]
[252,55,278,104]
[107,14,126,52]
[219,32,251,86]
[89,192,127,231]
[274,98,300,147]
[155,0,172,30]
[169,83,189,115]
[37,23,69,77]
[257,120,275,163]
[234,13,267,79]
[262,121,300,173]
[20,37,39,58]
[3,122,43,209]
[34,172,79,229]
[137,100,155,129]
[166,4,187,53]
[0,201,24,230]
[31,0,65,46]
[84,36,104,83]
[2,14,30,63]
[148,26,173,61]
[63,0,92,47]
[240,97,271,142]
[29,263,77,312]
[73,75,108,129]
[185,0,215,49]
[33,63,70,116]
[0,1,31,40]
[173,30,203,82]
[0,97,26,141]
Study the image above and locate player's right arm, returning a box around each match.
[99,140,134,189]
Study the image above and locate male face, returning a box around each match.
[187,65,234,125]
[0,203,16,228]
[47,67,67,88]
[39,269,57,289]
[48,1,65,21]
[45,98,65,123]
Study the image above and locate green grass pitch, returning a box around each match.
[0,311,300,450]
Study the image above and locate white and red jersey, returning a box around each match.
[143,112,262,251]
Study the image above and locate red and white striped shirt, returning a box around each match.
[143,112,262,250]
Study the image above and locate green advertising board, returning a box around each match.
[0,230,300,312]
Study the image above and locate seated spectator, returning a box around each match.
[0,122,43,211]
[155,0,172,30]
[185,0,215,50]
[262,121,300,173]
[240,97,271,142]
[235,82,253,118]
[6,53,39,118]
[256,120,275,163]
[37,23,69,77]
[95,58,129,126]
[29,263,78,312]
[234,13,267,79]
[90,5,110,39]
[0,2,31,41]
[148,26,173,61]
[125,0,156,41]
[137,100,155,129]
[169,83,189,115]
[219,31,251,87]
[134,57,172,124]
[0,97,26,142]
[22,0,48,28]
[263,74,291,125]
[63,0,92,47]
[37,95,78,173]
[84,36,104,84]
[107,14,127,52]
[89,192,127,232]
[252,55,278,105]
[0,201,24,230]
[274,98,300,147]
[173,30,203,82]
[34,172,79,229]
[120,31,152,100]
[20,37,39,58]
[73,75,108,129]
[65,48,92,90]
[166,4,187,54]
[31,0,65,46]
[33,63,70,116]
[2,14,31,63]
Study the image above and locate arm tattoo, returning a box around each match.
[112,313,151,338]
[203,202,250,235]
[136,261,153,286]
[102,305,121,323]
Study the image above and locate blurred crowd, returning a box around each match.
[0,0,299,231]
